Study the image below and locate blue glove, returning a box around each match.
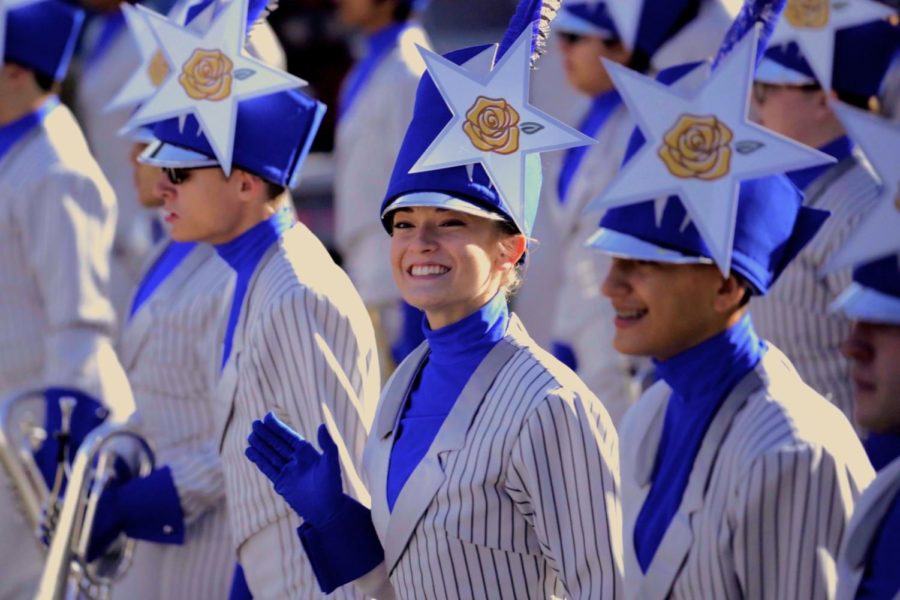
[87,466,185,561]
[245,413,345,526]
[228,563,253,600]
[34,388,109,488]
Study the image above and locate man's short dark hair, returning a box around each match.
[375,0,412,22]
[266,181,288,201]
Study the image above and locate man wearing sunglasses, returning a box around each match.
[545,0,732,427]
[750,19,898,428]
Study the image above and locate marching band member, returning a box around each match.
[750,5,899,424]
[74,0,287,322]
[104,0,380,596]
[585,2,874,596]
[822,101,900,600]
[332,0,431,373]
[246,1,624,598]
[548,0,732,426]
[82,125,236,600]
[834,254,900,599]
[0,1,131,596]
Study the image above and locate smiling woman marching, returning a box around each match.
[243,1,624,598]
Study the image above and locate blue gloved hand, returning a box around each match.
[245,413,345,526]
[34,388,109,489]
[87,466,185,561]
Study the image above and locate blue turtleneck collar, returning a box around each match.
[787,135,853,192]
[338,22,409,120]
[386,292,509,510]
[864,433,900,472]
[655,313,765,405]
[635,314,765,572]
[215,208,295,368]
[0,96,58,164]
[421,292,509,367]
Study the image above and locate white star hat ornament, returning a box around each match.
[0,0,43,64]
[123,0,307,175]
[768,0,896,90]
[585,25,835,276]
[409,28,596,236]
[824,102,900,271]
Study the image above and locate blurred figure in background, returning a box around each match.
[542,0,733,426]
[74,0,286,325]
[750,11,899,426]
[332,0,431,376]
[0,1,131,596]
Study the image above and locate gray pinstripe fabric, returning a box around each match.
[751,155,881,423]
[0,102,121,599]
[619,345,875,600]
[112,243,235,599]
[216,223,380,599]
[359,315,623,599]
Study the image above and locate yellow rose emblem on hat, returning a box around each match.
[179,48,234,102]
[463,96,521,155]
[785,0,830,29]
[147,50,170,88]
[659,114,734,181]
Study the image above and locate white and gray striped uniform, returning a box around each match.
[355,315,623,600]
[751,154,880,424]
[0,102,129,600]
[112,242,235,600]
[836,455,900,599]
[547,102,639,427]
[215,223,380,600]
[619,344,874,600]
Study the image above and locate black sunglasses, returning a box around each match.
[752,81,822,104]
[558,32,622,49]
[163,166,217,185]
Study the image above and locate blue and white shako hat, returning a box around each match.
[824,102,900,272]
[379,0,596,237]
[761,0,897,92]
[831,254,900,324]
[1,0,84,82]
[554,1,619,40]
[585,0,839,294]
[122,0,325,188]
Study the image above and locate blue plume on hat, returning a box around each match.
[184,0,272,29]
[381,0,563,234]
[712,0,786,69]
[4,0,85,81]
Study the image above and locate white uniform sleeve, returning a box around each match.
[167,440,226,525]
[18,170,117,398]
[731,445,863,599]
[505,390,624,599]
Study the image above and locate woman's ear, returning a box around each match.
[713,274,749,314]
[499,234,527,267]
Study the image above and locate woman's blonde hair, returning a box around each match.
[495,220,533,300]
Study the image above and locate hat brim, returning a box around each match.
[755,56,817,87]
[830,283,900,325]
[554,11,618,40]
[138,140,220,169]
[586,227,713,265]
[382,192,508,223]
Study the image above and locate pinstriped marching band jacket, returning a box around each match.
[619,345,874,599]
[359,315,624,599]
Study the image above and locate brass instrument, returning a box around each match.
[0,390,155,600]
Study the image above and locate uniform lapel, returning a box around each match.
[117,240,170,369]
[214,241,281,450]
[637,364,764,600]
[370,318,522,574]
[839,457,900,598]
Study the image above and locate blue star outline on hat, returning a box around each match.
[0,0,42,64]
[768,0,895,90]
[123,0,306,175]
[409,28,595,236]
[586,26,833,276]
[824,102,900,272]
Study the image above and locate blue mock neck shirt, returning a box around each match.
[0,96,58,163]
[634,314,765,572]
[129,241,197,319]
[386,292,509,510]
[857,432,900,599]
[338,22,409,120]
[215,208,294,368]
